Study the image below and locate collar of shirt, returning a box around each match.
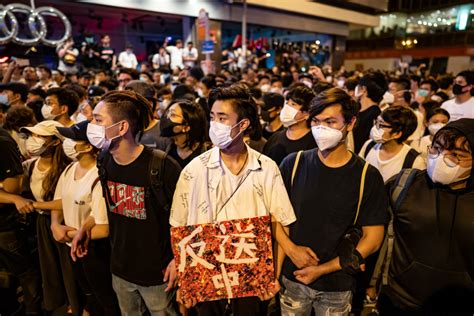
[206,145,262,172]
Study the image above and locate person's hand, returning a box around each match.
[7,59,18,72]
[13,196,34,214]
[163,259,177,292]
[258,279,281,301]
[176,288,198,309]
[309,66,325,81]
[287,244,319,268]
[294,265,326,285]
[51,223,75,243]
[70,226,91,261]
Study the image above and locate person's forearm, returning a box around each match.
[34,199,62,211]
[50,209,63,226]
[272,220,295,255]
[0,190,20,204]
[356,226,385,258]
[81,216,97,232]
[275,243,286,279]
[90,224,109,240]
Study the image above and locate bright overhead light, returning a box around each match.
[434,23,438,27]
[423,21,427,25]
[402,40,406,45]
[428,22,432,26]
[413,39,418,44]
[418,21,422,24]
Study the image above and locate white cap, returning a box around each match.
[20,120,65,141]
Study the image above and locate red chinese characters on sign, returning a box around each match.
[171,216,274,303]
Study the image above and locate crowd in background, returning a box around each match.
[0,33,474,316]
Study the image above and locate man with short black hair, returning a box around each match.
[263,86,317,165]
[171,85,296,316]
[359,106,426,182]
[34,65,58,90]
[182,41,198,69]
[0,82,28,109]
[441,70,474,121]
[117,68,140,91]
[43,88,79,127]
[261,92,284,140]
[72,90,182,315]
[279,88,389,316]
[164,39,184,71]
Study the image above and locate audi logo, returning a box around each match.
[0,3,71,47]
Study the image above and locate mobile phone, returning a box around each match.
[12,57,30,67]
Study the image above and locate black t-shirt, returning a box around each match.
[262,123,284,141]
[353,105,381,154]
[105,146,181,286]
[167,143,204,168]
[280,149,389,292]
[263,129,316,165]
[0,128,23,232]
[99,46,115,70]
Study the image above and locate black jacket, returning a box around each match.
[384,119,474,311]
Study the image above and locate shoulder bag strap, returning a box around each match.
[291,151,303,187]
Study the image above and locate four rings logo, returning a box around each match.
[0,3,71,46]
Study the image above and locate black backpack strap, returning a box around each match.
[148,148,170,212]
[369,168,419,290]
[96,150,114,210]
[90,177,100,193]
[364,141,377,159]
[402,148,419,169]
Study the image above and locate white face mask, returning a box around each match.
[337,80,345,88]
[427,155,471,185]
[311,124,345,151]
[76,112,88,123]
[197,89,205,99]
[209,121,243,149]
[382,91,395,104]
[41,104,59,120]
[428,123,445,136]
[260,84,271,93]
[280,103,300,127]
[62,138,84,160]
[270,87,283,95]
[160,99,171,112]
[302,80,313,89]
[355,85,364,98]
[370,125,390,144]
[25,136,46,156]
[86,122,121,150]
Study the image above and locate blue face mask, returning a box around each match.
[0,94,9,106]
[418,89,429,97]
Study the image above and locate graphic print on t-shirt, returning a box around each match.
[107,180,146,220]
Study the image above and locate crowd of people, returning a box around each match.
[0,35,473,316]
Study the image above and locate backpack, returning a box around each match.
[369,168,419,292]
[363,140,420,169]
[96,148,171,213]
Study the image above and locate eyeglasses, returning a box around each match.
[428,145,472,167]
[373,120,392,129]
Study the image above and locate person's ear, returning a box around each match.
[60,105,69,116]
[239,118,250,132]
[183,125,191,133]
[119,120,129,136]
[346,117,357,132]
[391,130,402,140]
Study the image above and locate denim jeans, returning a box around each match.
[280,276,352,316]
[112,274,177,316]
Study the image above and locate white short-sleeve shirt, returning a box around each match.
[54,163,108,232]
[359,141,426,182]
[441,97,474,122]
[170,146,296,227]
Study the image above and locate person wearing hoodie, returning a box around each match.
[380,118,474,315]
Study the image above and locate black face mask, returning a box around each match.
[452,83,468,95]
[261,109,277,123]
[159,116,185,137]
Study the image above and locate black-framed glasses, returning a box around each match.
[428,145,473,167]
[373,120,392,129]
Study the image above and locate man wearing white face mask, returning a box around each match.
[72,90,182,315]
[170,85,297,315]
[359,106,426,182]
[379,118,474,314]
[279,88,389,316]
[42,88,79,127]
[351,73,386,154]
[263,86,316,165]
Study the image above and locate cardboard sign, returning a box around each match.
[171,216,274,303]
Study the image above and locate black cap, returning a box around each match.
[56,120,89,141]
[88,85,106,98]
[0,82,29,101]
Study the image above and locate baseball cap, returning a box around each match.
[20,120,65,140]
[56,120,89,141]
[88,86,106,98]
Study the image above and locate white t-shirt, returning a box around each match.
[407,109,425,143]
[359,141,426,182]
[170,146,296,227]
[54,163,108,234]
[441,97,474,121]
[152,53,170,68]
[118,51,138,69]
[25,158,48,202]
[182,47,198,68]
[166,46,184,70]
[411,135,432,164]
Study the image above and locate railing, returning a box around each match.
[346,31,474,51]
